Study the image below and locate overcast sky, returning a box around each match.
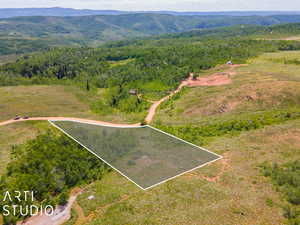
[1,0,300,11]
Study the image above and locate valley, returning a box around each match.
[0,12,300,225]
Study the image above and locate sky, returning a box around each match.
[1,0,300,11]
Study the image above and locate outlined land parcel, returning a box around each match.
[49,120,221,190]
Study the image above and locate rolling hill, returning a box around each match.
[0,20,300,225]
[1,7,300,18]
[2,14,300,55]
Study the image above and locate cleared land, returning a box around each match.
[0,85,146,123]
[68,51,300,225]
[0,85,89,121]
[1,51,300,225]
[154,51,300,125]
[51,120,220,189]
[71,120,300,225]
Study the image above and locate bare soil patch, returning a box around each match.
[187,64,247,87]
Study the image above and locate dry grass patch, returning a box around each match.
[0,85,91,122]
[155,51,300,125]
[73,120,300,225]
[0,121,49,175]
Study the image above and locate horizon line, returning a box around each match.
[1,7,300,13]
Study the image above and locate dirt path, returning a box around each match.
[72,200,85,225]
[145,64,246,123]
[3,64,243,225]
[0,65,245,127]
[0,117,140,127]
[18,188,82,225]
[144,74,192,123]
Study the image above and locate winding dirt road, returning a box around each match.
[1,64,242,225]
[0,65,244,127]
[0,117,140,127]
[144,75,192,123]
[145,64,244,123]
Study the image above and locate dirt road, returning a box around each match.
[17,188,82,225]
[145,64,245,123]
[1,64,243,225]
[0,117,140,127]
[144,74,192,123]
[0,65,244,127]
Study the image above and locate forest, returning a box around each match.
[1,34,300,113]
[0,130,109,224]
[1,14,300,55]
[1,22,300,224]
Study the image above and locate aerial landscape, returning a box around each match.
[0,0,300,224]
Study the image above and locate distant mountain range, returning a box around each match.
[1,7,300,18]
[2,11,300,55]
[2,13,300,40]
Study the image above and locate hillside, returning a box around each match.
[0,23,300,225]
[1,8,300,18]
[1,50,300,225]
[2,14,300,55]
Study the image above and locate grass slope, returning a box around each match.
[73,120,300,225]
[68,51,300,225]
[0,85,89,121]
[155,51,300,125]
[1,50,300,224]
[0,122,41,175]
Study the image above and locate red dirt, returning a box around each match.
[187,74,232,86]
[145,64,246,123]
[2,64,243,225]
[187,64,246,87]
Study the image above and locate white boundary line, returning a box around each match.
[48,120,222,191]
[50,119,145,129]
[48,120,147,190]
[147,125,222,159]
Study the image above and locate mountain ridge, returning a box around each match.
[1,7,300,18]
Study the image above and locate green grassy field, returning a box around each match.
[154,51,300,126]
[0,85,146,123]
[70,51,300,225]
[72,120,300,225]
[1,50,300,224]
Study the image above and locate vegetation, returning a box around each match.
[157,108,300,145]
[2,35,300,114]
[1,14,300,55]
[0,122,40,175]
[0,130,108,224]
[164,23,300,40]
[1,20,300,225]
[261,161,300,224]
[72,120,300,225]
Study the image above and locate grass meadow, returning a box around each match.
[1,51,300,224]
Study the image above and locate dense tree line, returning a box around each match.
[2,22,300,114]
[2,37,300,113]
[0,130,108,224]
[157,108,300,145]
